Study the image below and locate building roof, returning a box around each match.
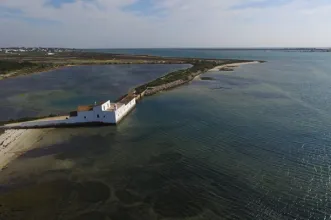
[77,105,93,112]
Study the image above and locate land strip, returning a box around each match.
[0,52,190,80]
[134,60,263,96]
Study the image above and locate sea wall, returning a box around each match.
[144,79,187,96]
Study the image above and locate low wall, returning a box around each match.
[144,79,187,96]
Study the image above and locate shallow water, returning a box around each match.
[1,50,331,219]
[0,64,190,121]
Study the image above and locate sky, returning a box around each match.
[0,0,330,48]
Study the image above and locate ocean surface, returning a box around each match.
[1,49,331,220]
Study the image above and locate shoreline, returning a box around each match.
[0,129,49,170]
[208,61,260,72]
[194,61,260,80]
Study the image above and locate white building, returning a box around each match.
[4,95,136,129]
[68,95,136,124]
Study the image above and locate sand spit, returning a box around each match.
[194,61,260,81]
[208,61,260,72]
[0,129,46,170]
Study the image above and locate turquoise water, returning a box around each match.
[1,50,331,219]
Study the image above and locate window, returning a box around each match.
[84,116,86,119]
[97,114,100,118]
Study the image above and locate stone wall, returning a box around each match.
[144,79,187,96]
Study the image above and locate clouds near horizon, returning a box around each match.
[0,0,330,48]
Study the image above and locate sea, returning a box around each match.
[0,49,331,220]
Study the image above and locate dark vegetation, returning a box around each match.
[0,60,55,75]
[0,60,37,74]
[0,52,187,63]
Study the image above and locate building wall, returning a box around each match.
[101,101,111,111]
[73,111,95,123]
[70,104,119,124]
[6,98,136,128]
[115,98,136,122]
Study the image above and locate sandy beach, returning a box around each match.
[0,129,47,170]
[208,61,260,72]
[194,61,260,81]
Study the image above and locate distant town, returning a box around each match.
[0,47,330,56]
[0,47,79,55]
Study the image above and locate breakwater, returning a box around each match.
[144,80,186,96]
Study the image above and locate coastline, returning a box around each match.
[208,61,260,71]
[194,61,260,80]
[0,65,68,80]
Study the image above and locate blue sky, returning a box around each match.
[123,0,156,14]
[231,0,293,9]
[46,0,76,8]
[0,0,330,48]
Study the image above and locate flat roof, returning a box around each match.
[77,105,93,112]
[119,95,135,105]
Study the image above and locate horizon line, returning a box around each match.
[1,46,331,49]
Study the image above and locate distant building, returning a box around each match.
[47,52,55,55]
